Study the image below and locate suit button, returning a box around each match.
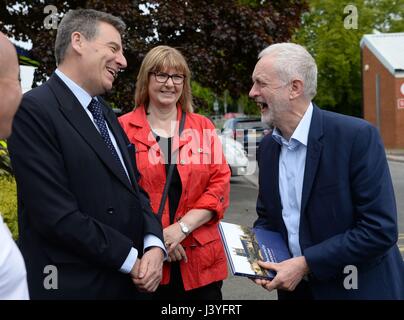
[107,207,114,214]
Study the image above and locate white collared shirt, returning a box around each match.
[272,103,313,257]
[0,215,29,299]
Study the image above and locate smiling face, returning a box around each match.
[249,55,290,127]
[148,67,184,110]
[78,21,127,96]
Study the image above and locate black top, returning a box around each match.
[153,132,182,224]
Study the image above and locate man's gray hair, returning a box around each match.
[55,9,126,65]
[258,43,317,100]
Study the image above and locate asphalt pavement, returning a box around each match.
[221,175,276,300]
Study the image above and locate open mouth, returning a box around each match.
[256,102,268,111]
[106,67,118,79]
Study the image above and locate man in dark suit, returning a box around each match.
[8,9,165,299]
[249,43,404,299]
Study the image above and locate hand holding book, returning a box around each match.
[253,256,310,292]
[219,222,291,280]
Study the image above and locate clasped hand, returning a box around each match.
[130,247,164,292]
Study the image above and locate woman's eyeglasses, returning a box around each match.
[150,72,185,85]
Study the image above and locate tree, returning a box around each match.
[293,0,404,116]
[1,0,307,113]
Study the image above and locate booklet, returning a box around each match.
[219,221,291,279]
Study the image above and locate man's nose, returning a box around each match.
[249,84,258,98]
[116,51,127,69]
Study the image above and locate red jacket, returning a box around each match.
[119,105,230,290]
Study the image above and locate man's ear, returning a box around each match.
[70,32,84,55]
[289,79,304,100]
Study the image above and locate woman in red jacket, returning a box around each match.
[119,46,230,300]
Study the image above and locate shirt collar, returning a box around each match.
[272,102,313,148]
[55,69,93,109]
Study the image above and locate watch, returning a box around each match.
[178,221,190,236]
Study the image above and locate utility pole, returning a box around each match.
[213,97,219,115]
[224,90,228,115]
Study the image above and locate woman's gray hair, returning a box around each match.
[55,9,126,65]
[258,43,317,100]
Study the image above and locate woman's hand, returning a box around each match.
[163,222,186,254]
[167,243,188,263]
[163,209,214,262]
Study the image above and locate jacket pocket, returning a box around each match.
[191,224,220,246]
[314,183,342,195]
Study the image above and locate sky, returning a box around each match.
[7,36,36,93]
[20,65,36,93]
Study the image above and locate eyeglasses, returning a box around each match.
[150,72,185,85]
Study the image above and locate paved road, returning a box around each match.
[389,161,404,256]
[222,160,404,300]
[222,175,276,300]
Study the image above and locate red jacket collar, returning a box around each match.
[126,104,190,149]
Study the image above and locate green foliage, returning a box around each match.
[293,0,404,116]
[238,94,260,116]
[191,81,216,115]
[0,176,18,240]
[0,140,13,177]
[192,83,257,117]
[1,0,307,114]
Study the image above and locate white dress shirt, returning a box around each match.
[55,69,165,273]
[272,103,313,257]
[0,215,29,299]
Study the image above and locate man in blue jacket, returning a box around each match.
[250,42,404,299]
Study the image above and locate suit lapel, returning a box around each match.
[267,139,282,213]
[266,138,290,238]
[47,73,134,193]
[101,101,137,186]
[301,105,324,216]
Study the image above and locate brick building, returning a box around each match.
[361,33,404,149]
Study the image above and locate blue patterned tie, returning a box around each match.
[88,98,127,179]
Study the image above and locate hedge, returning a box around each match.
[0,176,18,240]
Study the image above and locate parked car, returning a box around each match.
[222,117,270,157]
[219,135,249,176]
[223,112,245,120]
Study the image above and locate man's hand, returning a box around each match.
[131,247,164,292]
[253,256,310,292]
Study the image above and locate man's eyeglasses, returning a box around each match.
[150,72,185,85]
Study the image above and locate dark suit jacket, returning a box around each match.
[255,105,404,299]
[8,73,163,299]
